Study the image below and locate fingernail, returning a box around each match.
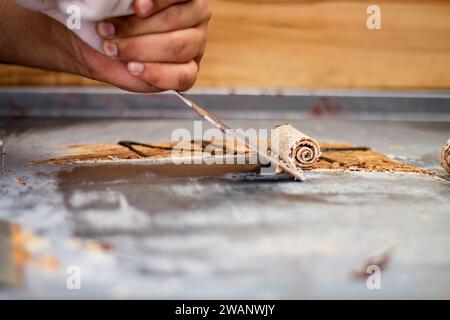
[103,41,118,57]
[97,21,115,38]
[136,0,154,16]
[128,62,145,76]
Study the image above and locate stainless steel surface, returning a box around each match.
[0,90,449,299]
[1,87,450,121]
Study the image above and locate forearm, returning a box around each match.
[0,0,88,77]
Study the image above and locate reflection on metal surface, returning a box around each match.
[0,219,61,290]
[58,163,261,182]
[0,220,25,288]
[67,190,152,233]
[57,164,262,236]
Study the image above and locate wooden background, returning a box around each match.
[1,0,450,89]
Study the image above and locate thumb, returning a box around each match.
[78,39,160,93]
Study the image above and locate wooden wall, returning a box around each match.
[1,0,450,89]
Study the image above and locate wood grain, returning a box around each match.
[1,0,450,89]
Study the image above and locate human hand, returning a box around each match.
[96,0,211,92]
[2,0,210,93]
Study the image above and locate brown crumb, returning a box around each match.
[99,242,115,251]
[85,240,115,252]
[13,177,26,186]
[352,249,393,280]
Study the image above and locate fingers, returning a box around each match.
[100,0,211,38]
[95,0,210,92]
[133,0,191,18]
[127,60,198,91]
[78,40,162,93]
[102,27,207,63]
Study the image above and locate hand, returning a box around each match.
[96,0,211,92]
[0,0,210,93]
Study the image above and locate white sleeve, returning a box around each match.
[57,0,134,21]
[15,0,135,52]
